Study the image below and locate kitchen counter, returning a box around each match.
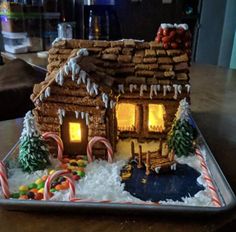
[0,63,236,231]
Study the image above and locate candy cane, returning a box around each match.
[44,170,75,201]
[70,198,159,206]
[195,149,221,207]
[42,132,64,161]
[0,161,10,199]
[87,136,113,163]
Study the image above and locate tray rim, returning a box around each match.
[0,119,236,214]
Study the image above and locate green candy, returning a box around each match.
[10,193,20,199]
[19,190,28,196]
[50,188,56,193]
[28,183,37,190]
[37,182,45,190]
[77,170,85,177]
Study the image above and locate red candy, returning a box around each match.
[154,24,192,51]
[163,28,169,36]
[35,192,44,200]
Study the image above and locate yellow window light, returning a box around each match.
[69,122,82,142]
[116,103,136,131]
[148,104,166,132]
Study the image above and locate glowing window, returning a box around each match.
[148,104,166,132]
[116,103,136,131]
[69,122,82,142]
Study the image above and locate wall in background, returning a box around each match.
[196,0,236,68]
[195,0,226,65]
[218,0,236,67]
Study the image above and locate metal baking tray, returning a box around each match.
[0,123,236,215]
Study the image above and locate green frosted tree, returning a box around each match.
[167,98,197,157]
[18,111,50,172]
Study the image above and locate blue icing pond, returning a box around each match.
[122,163,204,202]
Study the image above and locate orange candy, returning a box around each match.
[19,195,28,200]
[30,188,38,194]
[61,181,69,189]
[41,175,48,181]
[55,184,63,191]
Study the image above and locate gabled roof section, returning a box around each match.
[31,39,190,104]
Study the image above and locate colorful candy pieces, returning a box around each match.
[11,157,87,201]
[60,157,87,180]
[10,175,49,200]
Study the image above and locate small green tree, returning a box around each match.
[18,111,50,172]
[167,98,197,157]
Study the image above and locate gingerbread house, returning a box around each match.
[31,37,190,158]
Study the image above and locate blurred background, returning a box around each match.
[0,0,235,67]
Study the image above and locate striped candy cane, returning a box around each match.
[87,136,113,163]
[195,149,221,207]
[42,132,64,161]
[44,170,75,201]
[0,161,10,199]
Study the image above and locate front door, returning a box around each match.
[61,112,88,157]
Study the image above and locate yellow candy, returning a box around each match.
[49,170,55,175]
[19,185,28,192]
[35,178,43,185]
[38,188,44,193]
[69,159,77,164]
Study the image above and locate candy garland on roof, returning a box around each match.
[18,111,51,173]
[167,98,197,157]
[155,23,192,50]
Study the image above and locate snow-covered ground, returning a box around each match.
[1,149,217,207]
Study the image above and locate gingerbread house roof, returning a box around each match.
[31,39,190,104]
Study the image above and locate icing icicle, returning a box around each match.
[185,84,191,93]
[140,84,147,97]
[163,85,167,96]
[102,93,109,108]
[110,100,116,109]
[92,83,99,95]
[80,70,87,84]
[44,87,51,98]
[150,85,159,99]
[55,69,64,86]
[173,84,178,99]
[64,64,70,75]
[75,111,80,119]
[129,84,137,93]
[89,85,95,96]
[71,63,80,81]
[81,112,85,119]
[58,108,65,125]
[86,78,91,93]
[167,85,171,92]
[178,85,182,94]
[85,113,89,125]
[118,84,125,94]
